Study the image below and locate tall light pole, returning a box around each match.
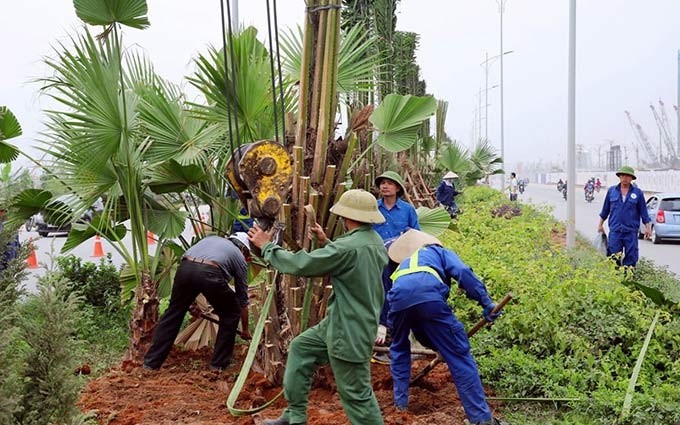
[496,0,508,184]
[567,0,577,249]
[481,51,513,140]
[231,0,239,29]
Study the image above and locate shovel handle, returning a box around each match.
[466,292,513,337]
[410,292,513,384]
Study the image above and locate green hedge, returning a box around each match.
[446,186,680,424]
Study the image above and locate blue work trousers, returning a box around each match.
[607,230,639,266]
[389,301,492,424]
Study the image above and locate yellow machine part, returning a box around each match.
[226,141,292,219]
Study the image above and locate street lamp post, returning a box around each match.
[480,51,513,140]
[231,0,239,29]
[496,0,508,185]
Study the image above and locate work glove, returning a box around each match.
[374,325,387,345]
[483,303,502,323]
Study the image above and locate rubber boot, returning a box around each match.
[263,416,306,425]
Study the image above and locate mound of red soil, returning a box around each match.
[78,345,502,424]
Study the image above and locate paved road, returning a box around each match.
[520,184,680,277]
[18,219,200,293]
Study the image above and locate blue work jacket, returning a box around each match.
[435,181,459,207]
[599,184,651,233]
[387,245,493,314]
[372,198,420,241]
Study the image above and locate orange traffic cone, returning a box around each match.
[26,238,38,269]
[147,230,156,245]
[92,235,104,258]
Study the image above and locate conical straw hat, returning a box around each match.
[443,171,458,179]
[388,229,443,263]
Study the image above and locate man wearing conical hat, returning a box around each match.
[250,189,388,425]
[386,229,506,425]
[597,165,651,267]
[435,171,461,218]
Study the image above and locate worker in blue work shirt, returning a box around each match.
[371,171,420,358]
[597,165,651,267]
[386,230,506,425]
[435,171,461,217]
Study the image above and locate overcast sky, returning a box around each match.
[2,0,680,172]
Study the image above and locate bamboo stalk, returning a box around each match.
[325,0,341,132]
[303,196,318,251]
[325,182,346,236]
[292,146,303,205]
[309,0,328,133]
[296,176,311,242]
[337,132,358,185]
[283,203,292,246]
[319,165,336,227]
[317,284,333,319]
[295,3,316,148]
[311,0,340,184]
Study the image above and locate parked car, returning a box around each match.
[639,192,680,244]
[30,195,97,237]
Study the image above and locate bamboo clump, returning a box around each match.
[253,0,348,385]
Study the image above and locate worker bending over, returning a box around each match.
[387,230,507,425]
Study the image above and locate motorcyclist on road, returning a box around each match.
[584,180,595,202]
[595,178,602,192]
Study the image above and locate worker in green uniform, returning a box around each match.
[248,189,388,425]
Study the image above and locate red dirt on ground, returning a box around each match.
[78,345,502,425]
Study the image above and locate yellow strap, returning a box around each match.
[391,249,443,283]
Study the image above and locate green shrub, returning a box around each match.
[16,274,82,425]
[56,254,121,310]
[0,225,28,423]
[447,185,680,424]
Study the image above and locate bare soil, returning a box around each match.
[78,345,503,425]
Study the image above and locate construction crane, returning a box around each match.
[624,110,657,164]
[649,102,677,160]
[658,100,678,158]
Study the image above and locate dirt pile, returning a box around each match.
[79,346,501,424]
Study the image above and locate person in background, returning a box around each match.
[143,232,252,372]
[508,172,518,201]
[250,189,388,425]
[386,229,507,425]
[0,207,21,275]
[372,171,420,361]
[597,165,651,267]
[436,171,461,218]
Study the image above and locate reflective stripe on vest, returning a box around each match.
[390,249,443,283]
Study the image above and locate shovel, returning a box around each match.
[410,292,513,384]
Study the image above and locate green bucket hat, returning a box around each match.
[616,165,636,180]
[375,170,406,196]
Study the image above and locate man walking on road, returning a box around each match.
[143,233,252,371]
[250,189,388,425]
[597,165,651,267]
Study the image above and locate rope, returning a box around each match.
[265,0,281,143]
[272,0,287,141]
[219,0,237,173]
[227,270,284,415]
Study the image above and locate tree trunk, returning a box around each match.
[126,271,159,362]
